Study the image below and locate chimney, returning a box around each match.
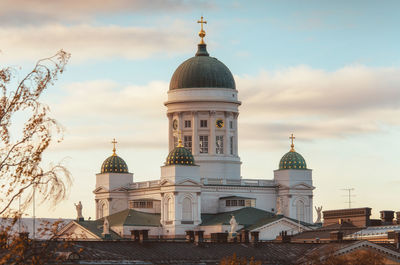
[277,231,291,243]
[139,230,149,243]
[130,230,140,241]
[380,211,395,225]
[211,232,228,243]
[330,231,343,242]
[250,231,259,246]
[395,232,400,249]
[240,230,249,243]
[186,230,195,243]
[194,230,204,246]
[396,212,400,225]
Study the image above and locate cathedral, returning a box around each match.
[60,18,316,241]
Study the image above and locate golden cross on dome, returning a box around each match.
[177,130,183,147]
[111,138,117,155]
[289,133,295,152]
[197,16,207,44]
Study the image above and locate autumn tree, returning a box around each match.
[0,50,73,264]
[304,246,385,265]
[0,49,71,216]
[219,253,262,265]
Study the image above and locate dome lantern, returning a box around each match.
[169,17,236,90]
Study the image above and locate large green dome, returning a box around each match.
[279,150,307,170]
[169,44,236,90]
[166,143,195,166]
[101,154,129,174]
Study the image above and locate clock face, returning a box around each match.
[216,119,224,128]
[172,119,178,130]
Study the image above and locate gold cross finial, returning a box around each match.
[289,133,295,152]
[197,16,207,44]
[111,138,118,155]
[177,131,183,147]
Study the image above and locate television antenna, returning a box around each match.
[342,188,355,208]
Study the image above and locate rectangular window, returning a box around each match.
[226,200,231,207]
[216,135,224,154]
[230,136,234,155]
[229,121,233,129]
[231,200,238,206]
[238,200,245,206]
[200,120,208,128]
[130,201,153,209]
[199,135,208,153]
[184,135,192,152]
[184,120,191,128]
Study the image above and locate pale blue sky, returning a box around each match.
[1,0,399,219]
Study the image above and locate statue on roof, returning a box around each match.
[103,217,110,235]
[315,206,323,223]
[230,215,238,234]
[75,201,83,220]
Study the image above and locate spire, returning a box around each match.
[177,131,183,147]
[111,138,117,156]
[197,16,207,44]
[196,16,209,56]
[289,133,295,152]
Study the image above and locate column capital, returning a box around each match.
[209,110,216,116]
[191,111,198,116]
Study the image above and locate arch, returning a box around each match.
[98,200,108,219]
[164,196,174,221]
[182,197,193,221]
[296,200,305,222]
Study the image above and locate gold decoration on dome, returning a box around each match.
[111,138,118,156]
[177,130,184,147]
[197,16,207,44]
[289,133,295,152]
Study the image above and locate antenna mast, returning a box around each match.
[342,188,355,208]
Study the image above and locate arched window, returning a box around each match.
[296,200,305,222]
[182,197,193,221]
[98,201,108,219]
[166,197,174,221]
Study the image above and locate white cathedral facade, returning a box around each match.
[62,20,316,240]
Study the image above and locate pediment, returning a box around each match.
[290,182,314,190]
[160,179,173,186]
[57,221,100,240]
[93,186,109,193]
[251,217,311,232]
[176,179,201,186]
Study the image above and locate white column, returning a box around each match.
[234,113,239,156]
[168,113,173,151]
[196,192,201,225]
[178,112,183,132]
[209,111,216,155]
[224,112,229,155]
[192,111,199,155]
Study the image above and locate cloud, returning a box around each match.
[236,65,400,145]
[0,23,193,63]
[46,80,169,151]
[0,0,211,25]
[46,65,400,152]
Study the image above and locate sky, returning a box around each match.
[1,0,400,219]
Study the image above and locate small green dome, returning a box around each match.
[166,145,195,166]
[169,44,236,90]
[279,150,307,170]
[101,154,129,173]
